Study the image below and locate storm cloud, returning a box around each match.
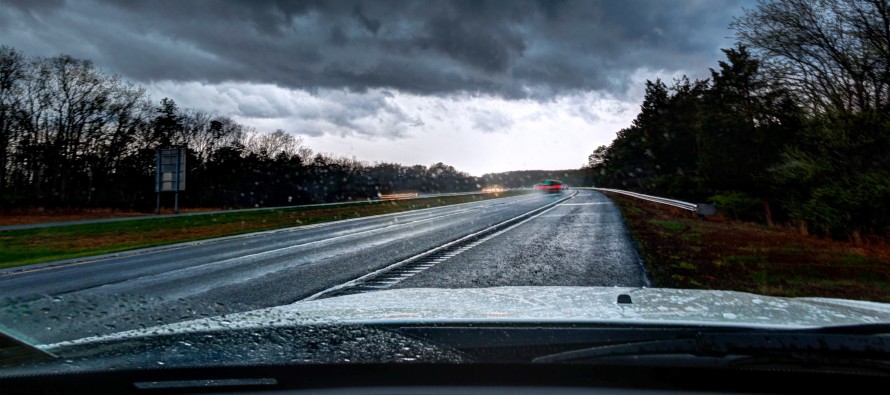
[0,0,753,173]
[0,0,749,99]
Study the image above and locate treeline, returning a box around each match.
[479,169,586,189]
[586,0,890,239]
[0,46,478,210]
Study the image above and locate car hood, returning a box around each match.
[45,286,890,349]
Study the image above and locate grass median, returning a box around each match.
[605,192,890,303]
[0,191,532,269]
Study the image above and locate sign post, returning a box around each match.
[155,148,187,214]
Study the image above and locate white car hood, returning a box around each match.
[45,286,890,349]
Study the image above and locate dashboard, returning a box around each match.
[4,362,888,394]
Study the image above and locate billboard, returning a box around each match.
[155,148,186,192]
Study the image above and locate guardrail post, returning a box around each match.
[695,203,717,217]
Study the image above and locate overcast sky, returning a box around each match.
[0,0,753,175]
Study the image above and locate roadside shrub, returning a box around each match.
[773,109,890,239]
[709,192,763,222]
[790,172,890,238]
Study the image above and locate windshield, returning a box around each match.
[1,0,889,386]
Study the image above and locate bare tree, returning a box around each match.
[241,129,308,159]
[0,46,25,197]
[191,113,245,161]
[733,0,890,113]
[6,54,151,204]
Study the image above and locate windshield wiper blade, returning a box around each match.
[532,331,890,365]
[805,323,890,335]
[0,330,56,367]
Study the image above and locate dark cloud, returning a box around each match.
[329,25,348,46]
[352,3,381,35]
[415,16,525,74]
[0,0,752,99]
[535,0,568,21]
[3,0,65,13]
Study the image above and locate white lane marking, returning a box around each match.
[538,213,601,218]
[75,205,498,299]
[235,192,562,268]
[3,193,542,277]
[362,202,571,290]
[80,194,567,298]
[189,207,476,263]
[304,191,578,300]
[560,202,611,205]
[357,193,586,289]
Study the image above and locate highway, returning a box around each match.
[0,190,647,344]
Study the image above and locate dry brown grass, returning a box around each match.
[606,192,890,302]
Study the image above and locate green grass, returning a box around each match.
[841,253,876,266]
[0,191,531,269]
[652,220,687,232]
[723,255,769,267]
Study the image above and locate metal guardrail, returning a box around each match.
[595,188,714,215]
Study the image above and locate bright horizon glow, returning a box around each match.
[147,79,667,176]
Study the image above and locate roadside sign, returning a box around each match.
[155,148,186,192]
[155,148,186,214]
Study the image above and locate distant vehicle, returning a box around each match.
[534,179,565,193]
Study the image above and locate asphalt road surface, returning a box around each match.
[0,191,488,232]
[0,190,647,343]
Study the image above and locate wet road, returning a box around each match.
[394,190,648,289]
[0,190,646,343]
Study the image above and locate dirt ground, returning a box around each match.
[605,192,890,302]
